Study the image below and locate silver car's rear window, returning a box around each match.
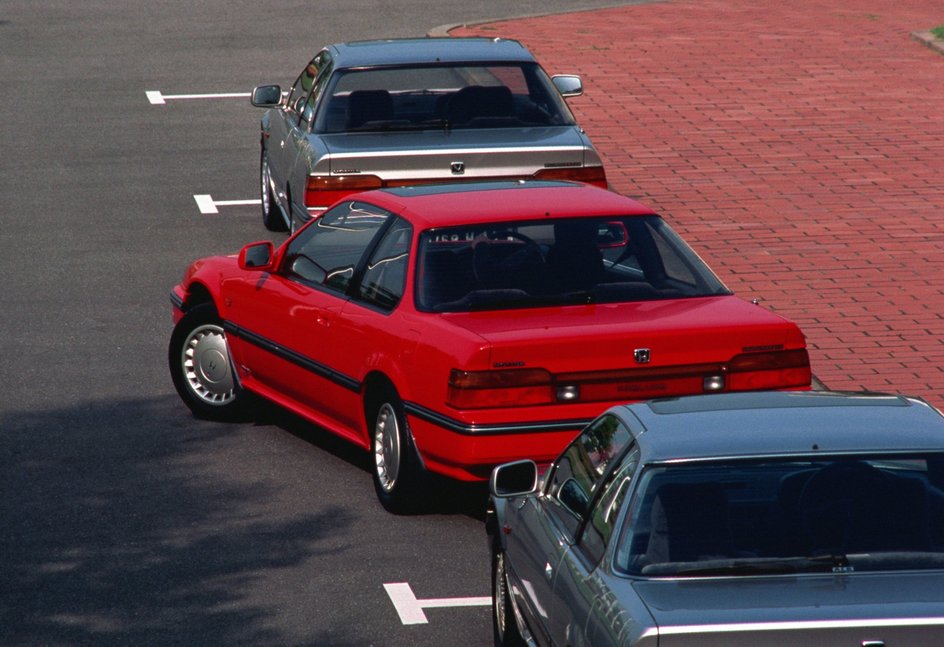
[315,63,577,133]
[415,215,729,312]
[615,454,944,577]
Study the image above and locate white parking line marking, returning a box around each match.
[146,90,251,105]
[194,194,259,215]
[384,582,490,626]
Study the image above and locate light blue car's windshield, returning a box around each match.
[615,455,944,577]
[315,63,577,133]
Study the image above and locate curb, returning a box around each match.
[911,30,944,55]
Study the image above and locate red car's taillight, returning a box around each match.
[304,174,384,208]
[448,368,554,409]
[446,350,810,410]
[533,165,608,188]
[726,349,812,391]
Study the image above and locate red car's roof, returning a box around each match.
[358,181,656,230]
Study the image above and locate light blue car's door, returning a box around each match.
[551,448,640,647]
[505,415,636,645]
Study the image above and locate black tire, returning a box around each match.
[168,303,247,420]
[261,149,288,232]
[492,548,526,647]
[368,388,425,514]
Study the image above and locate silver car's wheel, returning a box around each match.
[169,303,247,420]
[373,402,401,494]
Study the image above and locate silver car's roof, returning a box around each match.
[616,390,944,461]
[328,37,535,68]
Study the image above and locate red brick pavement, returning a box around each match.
[452,0,944,408]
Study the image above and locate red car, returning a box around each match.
[169,181,810,512]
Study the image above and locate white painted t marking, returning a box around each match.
[194,194,260,215]
[384,582,490,625]
[146,90,252,105]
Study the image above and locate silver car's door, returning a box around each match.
[269,52,330,211]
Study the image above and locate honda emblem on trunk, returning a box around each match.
[451,161,465,175]
[634,348,651,364]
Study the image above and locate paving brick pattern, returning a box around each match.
[453,0,944,407]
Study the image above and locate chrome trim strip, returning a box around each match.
[169,290,185,310]
[648,617,944,637]
[328,144,587,160]
[223,321,361,393]
[403,401,588,436]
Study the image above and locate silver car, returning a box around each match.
[250,37,606,233]
[488,391,944,646]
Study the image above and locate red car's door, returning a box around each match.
[224,200,395,443]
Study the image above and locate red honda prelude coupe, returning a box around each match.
[168,181,811,512]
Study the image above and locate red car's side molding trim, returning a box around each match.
[403,401,590,436]
[223,321,362,394]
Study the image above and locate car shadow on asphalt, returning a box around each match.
[249,398,489,521]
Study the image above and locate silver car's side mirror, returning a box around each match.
[490,460,538,497]
[251,84,283,108]
[552,74,583,98]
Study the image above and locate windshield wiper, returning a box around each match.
[646,554,851,576]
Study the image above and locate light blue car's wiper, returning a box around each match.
[645,554,851,576]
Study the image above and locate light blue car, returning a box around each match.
[489,390,944,646]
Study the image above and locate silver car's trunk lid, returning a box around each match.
[633,572,944,646]
[318,126,593,179]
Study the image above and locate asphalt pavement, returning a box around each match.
[1,0,942,644]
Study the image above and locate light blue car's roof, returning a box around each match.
[328,37,535,68]
[615,391,944,461]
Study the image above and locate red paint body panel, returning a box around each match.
[170,182,811,482]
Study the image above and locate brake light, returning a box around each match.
[446,349,810,410]
[534,166,607,188]
[304,174,383,208]
[726,349,811,390]
[448,368,553,409]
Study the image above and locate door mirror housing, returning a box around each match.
[490,460,538,498]
[238,241,275,271]
[251,84,283,108]
[552,74,583,98]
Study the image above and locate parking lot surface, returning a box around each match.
[1,0,941,644]
[455,0,944,408]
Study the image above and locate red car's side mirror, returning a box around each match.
[238,241,275,271]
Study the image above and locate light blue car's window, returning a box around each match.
[283,201,391,294]
[615,454,944,577]
[578,447,640,565]
[543,415,633,538]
